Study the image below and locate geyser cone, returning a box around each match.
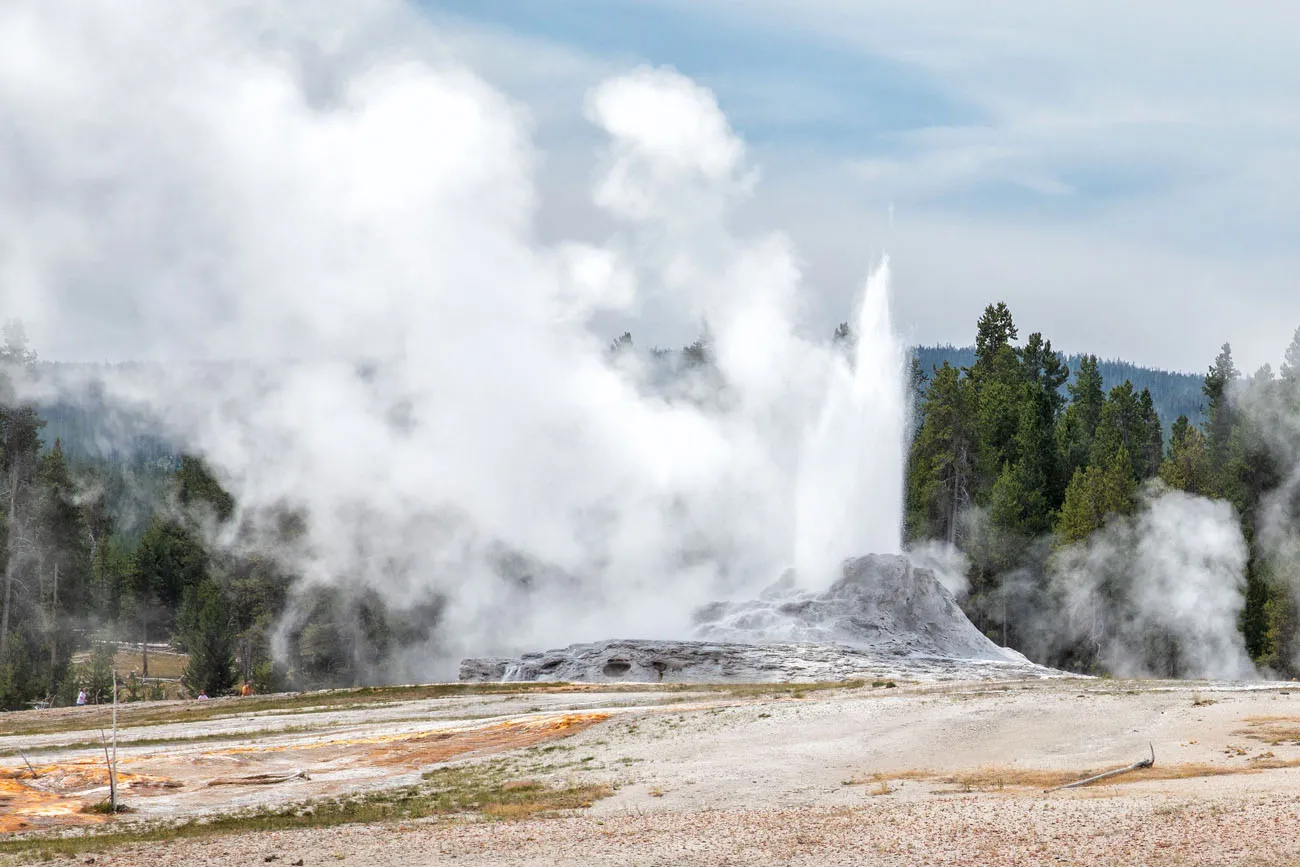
[793,256,906,585]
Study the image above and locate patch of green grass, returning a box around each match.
[0,761,613,860]
[0,682,633,738]
[0,725,322,758]
[3,678,879,741]
[706,680,868,699]
[419,762,612,818]
[80,801,133,815]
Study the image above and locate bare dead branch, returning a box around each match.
[1046,743,1155,793]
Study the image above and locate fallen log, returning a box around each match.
[206,770,311,787]
[1046,743,1154,792]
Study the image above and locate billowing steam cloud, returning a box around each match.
[1044,487,1253,679]
[945,484,1256,680]
[1234,360,1300,674]
[0,1,907,677]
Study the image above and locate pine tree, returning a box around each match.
[969,303,1024,492]
[993,383,1058,536]
[831,322,853,347]
[130,519,208,677]
[1160,416,1213,495]
[973,302,1017,363]
[1056,449,1137,543]
[1089,382,1146,482]
[608,332,633,356]
[1281,327,1300,384]
[180,581,236,697]
[177,455,234,523]
[905,363,975,544]
[1058,354,1105,500]
[1020,332,1069,415]
[908,357,928,434]
[0,402,44,661]
[1203,342,1239,483]
[35,441,92,696]
[1137,389,1164,480]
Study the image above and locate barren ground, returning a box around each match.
[3,677,1300,865]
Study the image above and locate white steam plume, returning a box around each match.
[1037,486,1254,680]
[0,1,908,677]
[1234,361,1300,673]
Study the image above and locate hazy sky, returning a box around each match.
[3,1,1298,372]
[423,0,1300,373]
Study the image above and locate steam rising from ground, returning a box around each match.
[1235,365,1300,673]
[0,2,907,676]
[946,485,1256,680]
[1043,488,1253,679]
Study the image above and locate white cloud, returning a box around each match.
[603,0,1300,369]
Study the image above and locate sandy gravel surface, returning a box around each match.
[78,791,1300,866]
[7,678,1300,865]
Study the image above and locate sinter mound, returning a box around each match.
[460,554,1057,683]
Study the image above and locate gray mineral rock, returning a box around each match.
[692,553,1013,661]
[459,553,1052,683]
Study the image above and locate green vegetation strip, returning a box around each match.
[2,683,604,738]
[0,725,325,759]
[0,762,612,860]
[3,679,883,739]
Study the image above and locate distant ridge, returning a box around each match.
[912,344,1205,431]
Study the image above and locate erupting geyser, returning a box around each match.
[793,256,907,585]
[463,257,1050,683]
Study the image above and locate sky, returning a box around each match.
[419,0,1300,373]
[2,1,1299,373]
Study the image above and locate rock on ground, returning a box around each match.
[460,554,1055,682]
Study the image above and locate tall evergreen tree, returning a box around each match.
[0,400,44,660]
[1059,354,1105,483]
[1020,332,1070,416]
[1281,327,1300,384]
[34,441,92,695]
[906,363,975,544]
[969,303,1023,492]
[1137,389,1164,480]
[1203,342,1240,480]
[1160,416,1213,495]
[180,580,236,697]
[129,519,208,677]
[1089,381,1146,482]
[1057,449,1137,543]
[177,455,235,522]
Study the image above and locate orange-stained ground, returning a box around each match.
[0,711,610,834]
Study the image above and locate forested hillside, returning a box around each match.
[914,345,1206,433]
[906,304,1300,678]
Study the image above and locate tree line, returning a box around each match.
[4,309,1298,710]
[905,303,1300,676]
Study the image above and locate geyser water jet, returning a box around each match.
[793,256,907,585]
